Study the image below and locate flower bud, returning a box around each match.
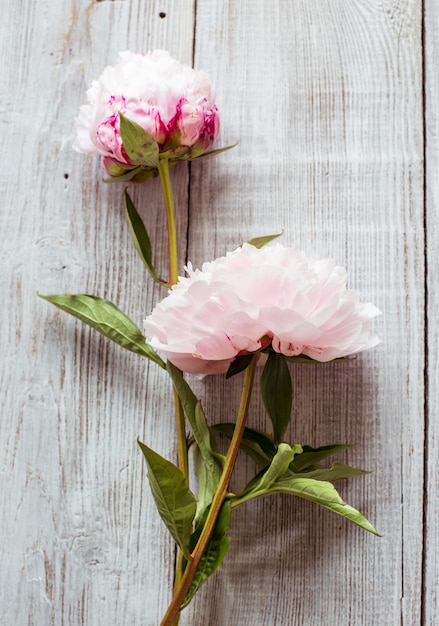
[74,50,220,178]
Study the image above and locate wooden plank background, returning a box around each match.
[0,1,429,624]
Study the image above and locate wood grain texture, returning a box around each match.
[1,1,194,625]
[424,2,438,624]
[0,0,428,625]
[185,1,424,625]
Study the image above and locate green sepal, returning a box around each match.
[39,294,165,368]
[103,166,144,184]
[184,142,238,162]
[260,351,292,444]
[181,501,231,608]
[225,353,254,379]
[124,161,177,184]
[119,113,159,168]
[137,440,197,559]
[128,168,160,183]
[247,232,283,249]
[124,190,167,286]
[166,362,223,491]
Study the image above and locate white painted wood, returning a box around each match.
[184,1,425,624]
[1,1,194,624]
[424,2,438,624]
[0,0,427,624]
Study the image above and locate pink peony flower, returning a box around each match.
[74,50,219,176]
[143,243,380,375]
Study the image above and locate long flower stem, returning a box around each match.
[157,157,188,476]
[158,158,188,626]
[158,159,179,286]
[160,357,259,626]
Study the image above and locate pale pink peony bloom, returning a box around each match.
[74,50,219,175]
[144,243,380,375]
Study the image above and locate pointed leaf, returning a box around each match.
[185,143,238,162]
[225,353,254,379]
[138,440,197,558]
[124,191,166,285]
[119,113,159,167]
[211,423,277,468]
[182,501,231,608]
[192,445,216,523]
[239,443,302,496]
[257,443,302,490]
[270,476,380,535]
[292,444,351,472]
[167,361,222,490]
[295,462,369,482]
[247,232,283,249]
[40,294,165,368]
[260,351,292,444]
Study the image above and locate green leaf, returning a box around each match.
[103,166,143,184]
[256,443,303,490]
[119,113,159,168]
[138,440,197,558]
[269,476,380,536]
[211,423,277,469]
[167,361,222,490]
[225,353,255,379]
[39,294,165,368]
[124,190,166,286]
[238,443,302,496]
[192,445,216,523]
[294,462,369,482]
[247,232,283,249]
[260,351,292,444]
[185,143,238,162]
[182,501,231,608]
[292,444,351,472]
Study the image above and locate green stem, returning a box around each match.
[171,549,185,626]
[160,357,259,626]
[157,159,179,286]
[157,159,188,475]
[157,158,188,620]
[173,388,189,478]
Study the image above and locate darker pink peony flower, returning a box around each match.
[74,50,219,177]
[143,243,380,375]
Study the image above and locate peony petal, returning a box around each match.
[143,243,380,375]
[74,50,219,168]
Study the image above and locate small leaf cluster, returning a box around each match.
[213,425,379,536]
[104,114,237,184]
[137,381,379,608]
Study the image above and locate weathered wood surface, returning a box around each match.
[424,2,438,624]
[0,1,429,624]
